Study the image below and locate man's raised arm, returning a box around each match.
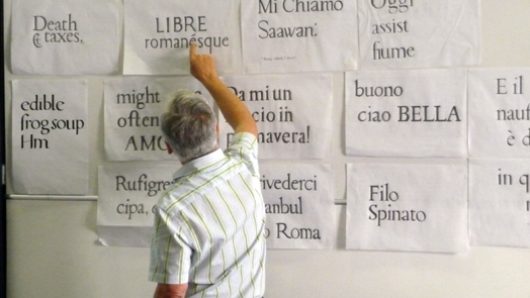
[189,43,257,136]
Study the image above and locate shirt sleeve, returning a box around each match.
[149,207,192,284]
[225,132,259,176]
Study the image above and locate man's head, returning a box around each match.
[161,90,218,163]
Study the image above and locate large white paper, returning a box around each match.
[469,159,530,248]
[345,69,467,157]
[220,74,333,159]
[97,162,178,246]
[358,0,480,68]
[124,0,241,75]
[261,162,338,249]
[241,0,357,73]
[346,159,468,253]
[468,68,530,158]
[11,0,120,75]
[104,77,208,161]
[11,79,89,195]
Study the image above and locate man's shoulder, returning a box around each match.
[227,132,258,150]
[156,161,240,214]
[156,178,201,215]
[225,132,259,176]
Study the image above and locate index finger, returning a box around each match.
[189,42,198,58]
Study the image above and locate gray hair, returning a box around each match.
[161,90,218,162]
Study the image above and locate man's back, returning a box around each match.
[150,133,266,298]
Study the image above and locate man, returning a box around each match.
[149,43,266,298]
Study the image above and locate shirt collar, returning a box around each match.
[173,148,225,180]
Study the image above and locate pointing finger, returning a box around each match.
[189,42,198,58]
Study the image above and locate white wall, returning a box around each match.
[5,0,530,297]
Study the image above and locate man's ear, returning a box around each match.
[165,141,173,155]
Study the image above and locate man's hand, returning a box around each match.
[154,283,188,298]
[189,43,219,85]
[188,43,258,136]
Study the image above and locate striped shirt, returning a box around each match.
[149,132,266,298]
